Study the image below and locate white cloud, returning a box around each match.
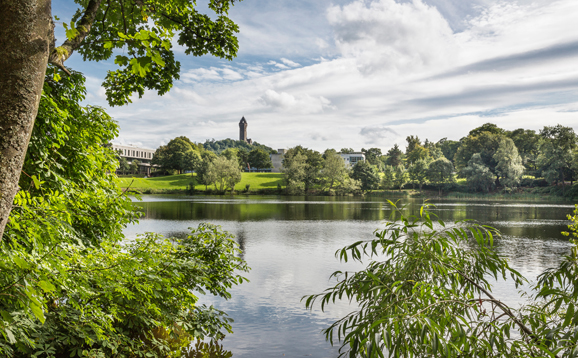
[105,0,578,152]
[260,89,335,114]
[327,0,456,74]
[280,58,301,67]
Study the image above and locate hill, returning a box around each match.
[202,138,275,154]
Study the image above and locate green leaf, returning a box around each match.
[564,303,575,326]
[31,175,41,189]
[38,280,55,293]
[30,302,45,324]
[13,256,30,269]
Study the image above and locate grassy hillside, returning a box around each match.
[118,173,284,193]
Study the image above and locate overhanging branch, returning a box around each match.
[48,0,104,72]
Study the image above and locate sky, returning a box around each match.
[54,0,578,152]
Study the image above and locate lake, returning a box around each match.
[124,195,575,358]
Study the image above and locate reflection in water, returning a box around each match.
[123,196,575,358]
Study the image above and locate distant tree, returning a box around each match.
[321,151,348,190]
[351,161,380,192]
[462,153,495,192]
[339,148,355,154]
[283,151,307,195]
[386,144,404,167]
[362,148,383,166]
[408,159,429,191]
[454,131,503,175]
[537,125,577,192]
[436,137,460,162]
[204,156,242,193]
[119,157,130,175]
[152,136,201,174]
[494,138,525,189]
[129,160,141,175]
[381,165,396,190]
[203,138,274,154]
[283,146,323,192]
[423,139,444,160]
[406,144,430,164]
[507,129,541,172]
[197,151,218,190]
[427,157,455,195]
[248,148,273,169]
[220,148,239,162]
[393,165,409,191]
[237,148,250,170]
[468,123,505,137]
[405,135,421,154]
[183,150,202,173]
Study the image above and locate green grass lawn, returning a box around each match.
[118,173,285,192]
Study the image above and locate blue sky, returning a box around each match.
[54,0,578,151]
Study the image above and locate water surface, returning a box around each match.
[124,195,575,357]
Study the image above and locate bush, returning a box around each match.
[306,201,578,358]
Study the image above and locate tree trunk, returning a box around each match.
[0,0,53,238]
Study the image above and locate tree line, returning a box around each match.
[284,122,578,195]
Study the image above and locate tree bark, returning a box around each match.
[0,0,53,238]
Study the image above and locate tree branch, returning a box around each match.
[48,0,104,73]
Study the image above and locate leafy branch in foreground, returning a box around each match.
[305,201,578,358]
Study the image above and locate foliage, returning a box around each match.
[63,0,242,106]
[386,144,404,167]
[130,159,141,174]
[462,153,495,192]
[392,165,409,191]
[196,151,219,189]
[152,136,202,174]
[204,156,242,192]
[408,158,429,191]
[322,151,349,190]
[119,156,130,175]
[351,161,380,192]
[454,131,503,173]
[0,73,248,357]
[469,122,506,137]
[507,128,541,172]
[306,202,578,358]
[248,148,273,169]
[362,148,383,167]
[381,165,396,190]
[437,137,460,162]
[406,144,430,164]
[537,125,577,191]
[427,157,455,195]
[283,151,307,195]
[494,138,525,189]
[405,135,421,155]
[283,146,324,192]
[203,138,274,155]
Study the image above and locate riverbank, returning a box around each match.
[118,174,578,201]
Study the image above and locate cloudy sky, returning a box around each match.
[55,0,578,152]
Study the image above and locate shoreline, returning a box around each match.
[122,187,578,202]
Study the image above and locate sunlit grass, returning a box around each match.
[117,173,285,192]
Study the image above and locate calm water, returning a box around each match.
[124,195,576,358]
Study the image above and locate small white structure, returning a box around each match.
[339,152,365,168]
[111,144,156,174]
[270,149,286,173]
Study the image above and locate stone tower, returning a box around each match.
[239,116,248,142]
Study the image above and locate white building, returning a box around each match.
[111,144,156,175]
[270,149,286,173]
[339,152,365,168]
